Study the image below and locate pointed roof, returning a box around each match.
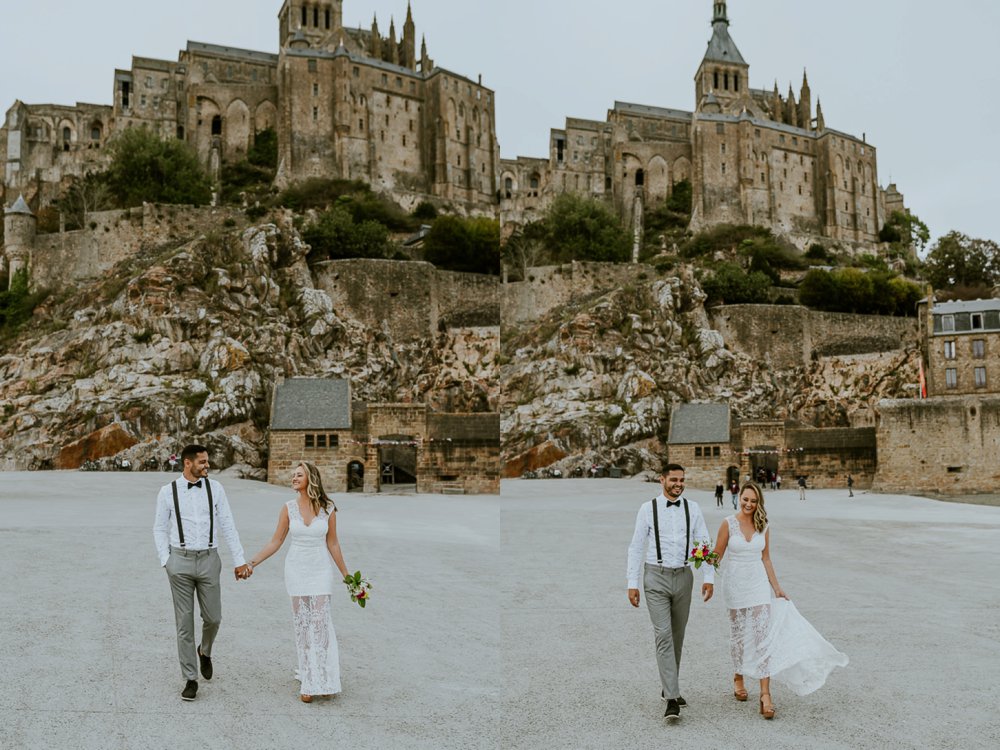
[702,2,746,66]
[6,195,32,216]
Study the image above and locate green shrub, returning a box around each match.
[105,126,212,207]
[302,206,392,261]
[536,193,630,263]
[0,269,50,339]
[702,263,772,305]
[423,216,500,275]
[412,201,438,221]
[247,127,278,169]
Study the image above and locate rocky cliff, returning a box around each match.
[0,215,498,474]
[500,264,919,476]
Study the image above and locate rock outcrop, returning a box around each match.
[0,215,498,472]
[501,263,919,477]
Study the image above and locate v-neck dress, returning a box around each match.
[722,515,848,695]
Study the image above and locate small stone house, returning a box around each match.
[667,403,735,488]
[267,378,500,495]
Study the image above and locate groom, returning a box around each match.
[627,463,715,721]
[153,444,253,700]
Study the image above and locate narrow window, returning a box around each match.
[972,313,984,330]
[722,163,727,175]
[713,71,719,88]
[358,118,364,130]
[325,8,331,29]
[635,169,644,186]
[211,115,222,135]
[402,135,406,146]
[946,368,958,389]
[721,142,726,154]
[313,83,319,96]
[695,447,703,458]
[713,446,721,457]
[716,123,725,134]
[734,73,740,92]
[724,72,730,90]
[409,119,413,131]
[317,434,327,448]
[385,114,389,126]
[973,339,985,359]
[944,341,956,360]
[305,434,315,448]
[941,315,955,332]
[504,177,513,199]
[353,66,360,77]
[312,107,318,121]
[975,367,987,388]
[382,73,388,85]
[176,125,185,139]
[301,7,307,26]
[329,435,339,447]
[308,59,317,73]
[396,76,402,88]
[313,7,319,27]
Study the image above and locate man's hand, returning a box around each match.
[702,583,714,602]
[628,588,641,608]
[235,564,253,580]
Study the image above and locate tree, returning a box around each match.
[247,127,278,169]
[880,210,930,256]
[542,193,630,263]
[423,215,500,275]
[105,127,212,207]
[701,263,772,305]
[501,226,548,280]
[924,231,1000,289]
[302,206,391,261]
[59,172,114,230]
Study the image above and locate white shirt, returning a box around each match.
[626,494,715,589]
[153,475,246,567]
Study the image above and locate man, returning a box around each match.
[798,475,807,501]
[714,481,724,508]
[847,473,854,497]
[153,444,253,701]
[627,464,715,721]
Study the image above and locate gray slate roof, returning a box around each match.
[6,196,32,215]
[668,403,730,445]
[271,378,351,430]
[932,299,1000,314]
[702,23,747,66]
[614,101,693,121]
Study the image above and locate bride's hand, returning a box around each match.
[774,587,789,600]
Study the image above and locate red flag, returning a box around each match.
[918,358,927,399]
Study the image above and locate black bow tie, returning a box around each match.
[187,480,203,490]
[665,500,681,508]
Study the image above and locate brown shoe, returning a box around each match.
[733,675,748,701]
[300,694,313,703]
[760,692,775,719]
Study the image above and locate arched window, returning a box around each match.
[635,169,645,187]
[504,177,513,199]
[713,71,719,89]
[91,125,102,141]
[724,72,729,90]
[211,115,222,135]
[62,127,72,151]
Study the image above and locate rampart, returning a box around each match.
[710,305,917,369]
[313,259,500,341]
[872,396,1000,495]
[28,203,248,288]
[502,261,652,325]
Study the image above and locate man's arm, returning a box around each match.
[210,481,248,570]
[153,485,172,567]
[691,504,715,598]
[626,503,648,606]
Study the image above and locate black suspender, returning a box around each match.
[205,479,214,546]
[650,497,691,567]
[171,480,185,547]
[170,479,215,548]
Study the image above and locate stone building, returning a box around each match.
[500,1,902,254]
[872,293,1000,495]
[267,378,500,494]
[1,1,498,213]
[667,402,876,490]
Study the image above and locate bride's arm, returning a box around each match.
[760,528,788,599]
[325,511,351,579]
[248,506,290,570]
[712,519,730,564]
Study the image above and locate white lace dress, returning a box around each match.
[722,515,848,695]
[284,500,341,696]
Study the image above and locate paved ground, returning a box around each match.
[500,479,1000,750]
[0,472,499,750]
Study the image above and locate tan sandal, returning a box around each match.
[733,675,748,701]
[759,692,775,719]
[300,694,313,703]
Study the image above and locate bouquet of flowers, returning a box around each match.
[687,540,720,570]
[344,571,373,608]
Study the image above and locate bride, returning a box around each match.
[248,462,352,702]
[714,481,848,719]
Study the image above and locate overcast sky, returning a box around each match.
[2,0,997,246]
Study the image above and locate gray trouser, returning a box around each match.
[643,563,693,700]
[166,547,222,681]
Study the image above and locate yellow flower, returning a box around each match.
[695,549,704,559]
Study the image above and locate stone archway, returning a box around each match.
[347,460,365,492]
[378,436,417,490]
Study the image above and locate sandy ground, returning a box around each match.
[499,478,1000,750]
[0,472,499,750]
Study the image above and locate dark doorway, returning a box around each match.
[378,436,417,489]
[347,461,364,492]
[749,448,778,487]
[726,465,740,486]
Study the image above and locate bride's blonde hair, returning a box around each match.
[297,461,336,515]
[739,481,768,533]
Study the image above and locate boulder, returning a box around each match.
[56,423,139,469]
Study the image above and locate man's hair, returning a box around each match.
[661,463,685,475]
[181,444,209,464]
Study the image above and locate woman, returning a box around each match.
[248,462,352,702]
[713,482,847,719]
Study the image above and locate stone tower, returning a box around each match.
[4,195,36,289]
[694,1,749,112]
[278,0,343,48]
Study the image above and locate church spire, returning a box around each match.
[712,1,729,26]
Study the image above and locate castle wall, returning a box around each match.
[29,203,248,288]
[501,261,653,325]
[312,258,500,341]
[872,396,1000,495]
[709,305,917,369]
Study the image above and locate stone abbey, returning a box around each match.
[500,1,906,253]
[0,1,499,215]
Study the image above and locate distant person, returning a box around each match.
[626,464,715,721]
[729,480,739,509]
[168,453,178,472]
[797,476,806,501]
[711,482,848,718]
[775,473,782,491]
[153,444,252,701]
[847,474,854,498]
[770,471,777,491]
[715,481,725,508]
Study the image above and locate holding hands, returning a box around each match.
[235,564,254,581]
